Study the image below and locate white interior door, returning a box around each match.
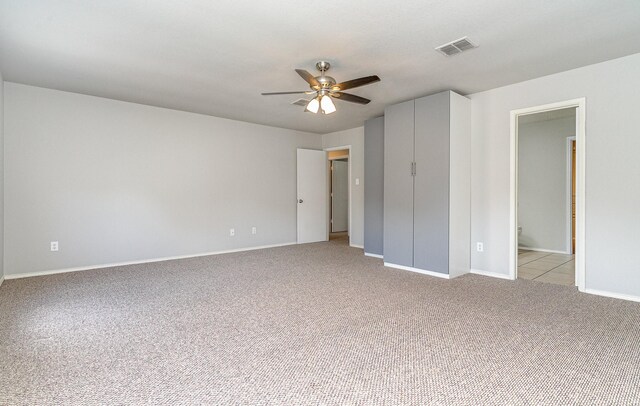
[331,160,349,232]
[297,149,328,243]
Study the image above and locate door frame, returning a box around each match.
[324,145,352,242]
[509,98,586,291]
[566,136,576,255]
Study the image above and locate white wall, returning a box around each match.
[470,52,640,298]
[4,83,321,277]
[0,72,4,285]
[518,115,575,253]
[322,127,364,248]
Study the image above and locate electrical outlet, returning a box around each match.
[251,227,257,235]
[476,242,484,252]
[355,178,360,185]
[50,241,59,252]
[229,228,235,237]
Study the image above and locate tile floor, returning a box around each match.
[518,249,575,286]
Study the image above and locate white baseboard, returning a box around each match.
[518,246,571,255]
[470,268,515,280]
[584,288,640,303]
[364,252,383,259]
[384,262,450,279]
[349,244,364,249]
[4,242,297,280]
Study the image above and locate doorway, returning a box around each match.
[516,107,576,285]
[325,146,351,244]
[509,98,586,291]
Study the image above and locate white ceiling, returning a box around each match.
[1,0,640,134]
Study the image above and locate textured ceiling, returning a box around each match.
[1,0,640,134]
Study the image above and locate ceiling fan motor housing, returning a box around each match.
[313,61,336,89]
[316,76,336,88]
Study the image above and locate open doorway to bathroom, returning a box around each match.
[510,98,586,290]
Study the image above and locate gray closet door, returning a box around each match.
[383,100,415,267]
[413,92,450,274]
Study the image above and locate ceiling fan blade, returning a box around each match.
[295,69,321,88]
[262,91,313,95]
[331,75,380,91]
[332,92,371,105]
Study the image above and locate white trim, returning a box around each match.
[4,242,297,280]
[518,246,570,255]
[384,262,451,279]
[510,98,586,291]
[575,102,586,290]
[566,136,576,255]
[349,243,364,249]
[509,110,517,283]
[470,268,515,280]
[584,288,640,303]
[364,252,383,259]
[324,145,352,241]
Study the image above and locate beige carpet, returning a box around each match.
[1,238,639,405]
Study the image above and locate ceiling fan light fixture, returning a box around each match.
[262,61,380,114]
[306,97,320,114]
[320,95,336,114]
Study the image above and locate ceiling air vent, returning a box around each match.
[291,98,310,106]
[435,37,478,57]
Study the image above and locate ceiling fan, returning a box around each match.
[261,61,380,114]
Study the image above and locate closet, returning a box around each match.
[383,90,470,278]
